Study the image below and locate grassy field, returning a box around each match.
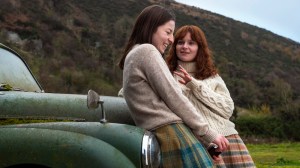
[247,142,300,167]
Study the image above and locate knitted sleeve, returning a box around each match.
[186,75,234,119]
[140,44,218,143]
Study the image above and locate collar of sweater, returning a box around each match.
[177,60,197,74]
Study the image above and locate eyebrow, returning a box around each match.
[178,39,195,42]
[167,28,174,33]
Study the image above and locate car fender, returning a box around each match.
[0,127,135,168]
[4,122,144,168]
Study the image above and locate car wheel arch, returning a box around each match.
[0,128,136,168]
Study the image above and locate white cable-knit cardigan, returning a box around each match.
[175,61,238,141]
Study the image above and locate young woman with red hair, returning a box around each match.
[166,25,255,168]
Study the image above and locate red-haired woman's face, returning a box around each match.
[176,32,198,62]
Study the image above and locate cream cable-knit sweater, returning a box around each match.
[175,61,238,139]
[122,44,219,143]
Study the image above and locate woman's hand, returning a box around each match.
[174,65,192,85]
[212,155,222,161]
[207,143,223,161]
[212,135,229,152]
[211,136,228,161]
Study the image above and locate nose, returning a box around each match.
[168,35,174,44]
[183,42,188,48]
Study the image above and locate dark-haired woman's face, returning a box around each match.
[152,20,175,54]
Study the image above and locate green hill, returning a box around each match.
[0,0,299,124]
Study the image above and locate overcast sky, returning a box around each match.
[175,0,300,43]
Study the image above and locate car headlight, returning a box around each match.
[142,131,161,168]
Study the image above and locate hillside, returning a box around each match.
[0,0,299,118]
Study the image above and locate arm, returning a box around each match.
[141,45,219,143]
[186,77,234,119]
[174,66,234,119]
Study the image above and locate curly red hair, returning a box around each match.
[166,25,217,80]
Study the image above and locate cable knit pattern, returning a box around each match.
[175,61,238,137]
[122,44,219,143]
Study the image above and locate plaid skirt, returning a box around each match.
[153,123,214,168]
[214,134,255,168]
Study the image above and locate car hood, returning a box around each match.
[0,91,134,125]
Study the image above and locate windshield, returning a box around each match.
[0,45,42,92]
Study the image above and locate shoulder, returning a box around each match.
[204,74,227,86]
[211,74,229,89]
[132,44,163,62]
[133,44,159,54]
[126,44,150,59]
[215,74,226,83]
[127,44,159,60]
[210,74,223,81]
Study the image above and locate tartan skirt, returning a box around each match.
[214,134,256,168]
[153,123,214,168]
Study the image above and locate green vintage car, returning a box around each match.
[0,43,160,168]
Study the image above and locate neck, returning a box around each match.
[177,60,197,73]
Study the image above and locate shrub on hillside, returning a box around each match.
[234,116,299,141]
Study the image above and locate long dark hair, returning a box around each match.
[166,25,217,79]
[118,5,175,69]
